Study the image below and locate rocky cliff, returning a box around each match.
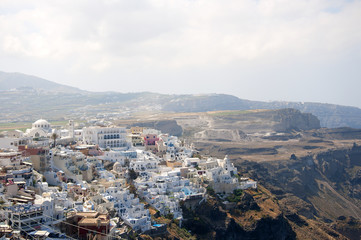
[180,187,296,240]
[272,108,321,132]
[235,145,361,239]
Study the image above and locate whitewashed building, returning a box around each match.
[129,151,159,172]
[101,187,151,232]
[82,126,129,149]
[100,150,137,166]
[135,172,205,219]
[25,119,52,138]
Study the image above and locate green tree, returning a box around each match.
[51,133,59,147]
[206,186,216,197]
[128,169,138,181]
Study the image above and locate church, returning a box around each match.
[25,119,53,138]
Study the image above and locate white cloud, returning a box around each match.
[0,0,361,106]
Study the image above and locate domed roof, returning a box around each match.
[33,119,50,126]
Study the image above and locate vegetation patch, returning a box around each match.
[208,110,252,116]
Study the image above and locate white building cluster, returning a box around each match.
[135,171,205,219]
[101,185,151,232]
[129,150,159,172]
[0,119,257,239]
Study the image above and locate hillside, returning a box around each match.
[253,101,361,129]
[0,71,83,93]
[1,71,361,129]
[162,94,361,129]
[148,184,351,240]
[118,112,361,240]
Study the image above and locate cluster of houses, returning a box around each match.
[0,119,257,239]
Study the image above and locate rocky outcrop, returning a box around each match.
[273,108,321,132]
[237,192,260,211]
[182,195,295,240]
[331,216,361,240]
[215,216,295,240]
[239,145,361,221]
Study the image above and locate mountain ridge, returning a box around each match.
[1,70,361,129]
[0,71,84,93]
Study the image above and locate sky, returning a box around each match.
[1,0,361,107]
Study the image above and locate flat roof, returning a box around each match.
[79,218,109,226]
[8,198,31,203]
[0,152,21,157]
[28,230,50,237]
[76,211,98,218]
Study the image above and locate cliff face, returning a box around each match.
[263,101,361,129]
[239,145,361,221]
[154,183,347,240]
[215,216,295,240]
[331,217,361,240]
[273,108,321,132]
[181,187,296,240]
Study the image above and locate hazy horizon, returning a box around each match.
[1,1,361,107]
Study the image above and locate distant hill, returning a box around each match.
[1,70,361,129]
[0,71,83,93]
[162,94,361,129]
[246,101,361,130]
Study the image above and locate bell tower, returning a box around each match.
[69,120,74,139]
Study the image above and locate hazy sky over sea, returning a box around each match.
[1,0,361,107]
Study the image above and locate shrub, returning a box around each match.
[233,189,243,196]
[206,186,216,197]
[166,213,174,219]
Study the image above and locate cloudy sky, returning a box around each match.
[1,0,361,107]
